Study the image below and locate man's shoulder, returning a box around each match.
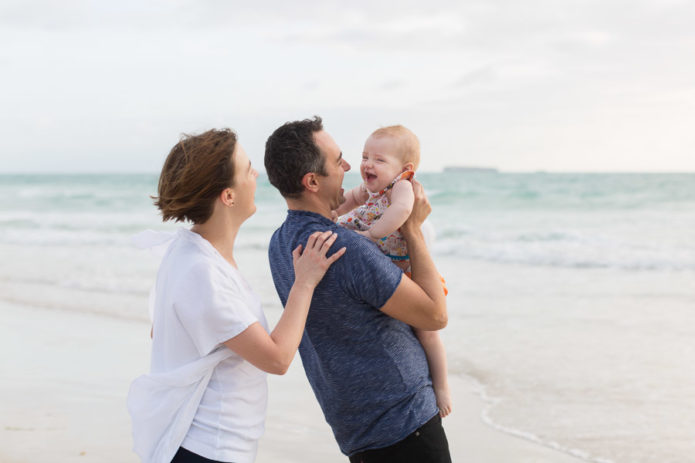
[269,211,389,266]
[333,227,388,256]
[271,212,360,246]
[271,211,334,236]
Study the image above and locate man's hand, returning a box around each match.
[401,179,431,237]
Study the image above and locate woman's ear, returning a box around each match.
[301,172,320,193]
[220,187,235,207]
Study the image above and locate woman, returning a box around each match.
[127,128,345,463]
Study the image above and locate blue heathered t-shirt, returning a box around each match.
[268,210,438,456]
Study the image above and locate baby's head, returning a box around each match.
[361,125,420,192]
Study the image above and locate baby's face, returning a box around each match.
[361,135,408,193]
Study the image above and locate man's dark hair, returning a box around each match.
[264,116,327,198]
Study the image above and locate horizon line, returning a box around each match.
[1,170,694,176]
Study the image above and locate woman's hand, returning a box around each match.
[292,230,346,289]
[225,230,345,375]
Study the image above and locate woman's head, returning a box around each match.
[154,128,239,224]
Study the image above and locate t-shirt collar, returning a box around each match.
[286,209,335,226]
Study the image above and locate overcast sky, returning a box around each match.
[2,0,694,173]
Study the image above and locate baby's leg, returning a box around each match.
[415,329,452,417]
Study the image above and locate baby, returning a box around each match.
[335,125,452,417]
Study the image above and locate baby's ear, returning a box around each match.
[402,162,415,173]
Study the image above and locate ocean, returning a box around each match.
[1,172,693,463]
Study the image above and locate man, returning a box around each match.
[264,116,450,463]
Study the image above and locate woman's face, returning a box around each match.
[230,144,259,219]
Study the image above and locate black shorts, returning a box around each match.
[348,414,452,463]
[171,446,227,463]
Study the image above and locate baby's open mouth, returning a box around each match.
[366,174,377,181]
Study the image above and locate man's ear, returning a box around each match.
[301,172,320,193]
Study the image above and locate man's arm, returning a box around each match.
[379,180,447,331]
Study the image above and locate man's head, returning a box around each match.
[264,116,326,199]
[265,116,350,214]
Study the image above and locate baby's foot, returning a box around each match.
[436,387,453,418]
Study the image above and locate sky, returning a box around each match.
[1,0,694,173]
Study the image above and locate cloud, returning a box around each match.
[1,0,695,172]
[272,11,466,53]
[455,65,496,87]
[378,80,405,91]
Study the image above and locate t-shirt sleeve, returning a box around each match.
[338,232,403,309]
[174,262,259,357]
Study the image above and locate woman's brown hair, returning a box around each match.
[153,128,238,224]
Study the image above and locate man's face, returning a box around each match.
[313,130,351,211]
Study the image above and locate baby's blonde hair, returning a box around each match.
[370,125,420,170]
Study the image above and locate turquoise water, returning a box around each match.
[3,172,692,211]
[2,172,693,266]
[1,172,694,463]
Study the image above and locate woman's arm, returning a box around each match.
[363,179,414,239]
[223,231,345,374]
[335,184,369,216]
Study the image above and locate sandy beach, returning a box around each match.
[0,300,585,463]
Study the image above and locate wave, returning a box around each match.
[474,382,616,463]
[447,357,616,463]
[1,228,141,246]
[420,172,695,210]
[433,233,695,271]
[0,272,150,297]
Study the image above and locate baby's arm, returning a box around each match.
[335,184,369,216]
[415,329,452,417]
[365,179,414,239]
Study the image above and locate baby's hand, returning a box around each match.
[330,210,339,223]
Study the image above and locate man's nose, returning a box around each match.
[342,159,351,171]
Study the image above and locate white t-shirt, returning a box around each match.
[150,228,269,463]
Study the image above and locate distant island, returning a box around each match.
[443,166,499,173]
